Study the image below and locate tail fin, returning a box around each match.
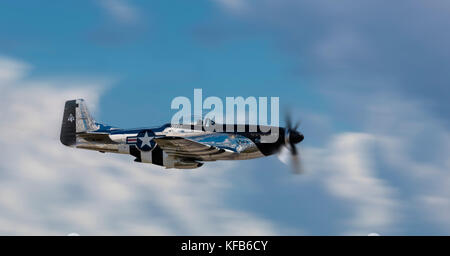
[60,99,99,146]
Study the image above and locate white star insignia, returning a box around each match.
[138,132,153,148]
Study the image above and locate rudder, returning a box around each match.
[60,99,99,146]
[60,100,77,146]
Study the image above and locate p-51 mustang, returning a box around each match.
[60,99,304,172]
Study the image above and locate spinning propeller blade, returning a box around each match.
[280,112,305,174]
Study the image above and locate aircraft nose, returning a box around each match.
[290,130,304,144]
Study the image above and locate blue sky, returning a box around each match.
[0,0,449,235]
[0,0,325,127]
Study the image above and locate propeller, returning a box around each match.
[278,113,304,174]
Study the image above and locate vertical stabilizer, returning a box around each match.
[60,99,98,146]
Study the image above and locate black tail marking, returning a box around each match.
[60,100,77,146]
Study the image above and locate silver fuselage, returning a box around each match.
[76,125,266,161]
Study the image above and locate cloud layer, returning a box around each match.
[0,56,279,235]
[212,0,450,234]
[0,53,448,235]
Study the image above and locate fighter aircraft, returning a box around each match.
[60,99,304,172]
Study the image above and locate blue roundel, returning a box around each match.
[136,130,156,151]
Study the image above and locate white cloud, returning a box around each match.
[326,133,397,234]
[302,133,398,235]
[213,0,247,13]
[363,93,450,232]
[301,92,450,234]
[97,0,141,24]
[0,56,279,235]
[0,56,29,82]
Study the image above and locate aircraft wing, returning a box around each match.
[154,136,233,160]
[76,132,115,144]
